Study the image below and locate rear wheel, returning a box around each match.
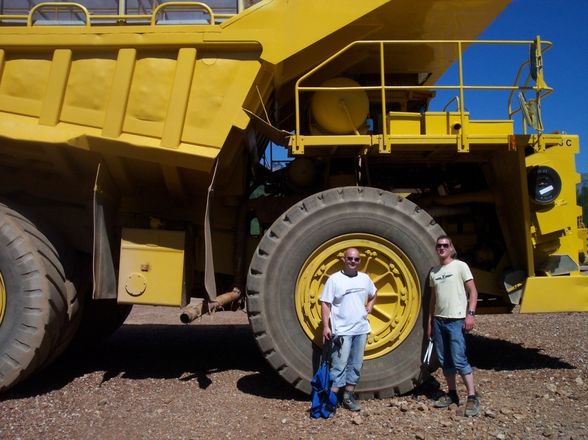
[247,187,443,397]
[0,204,68,391]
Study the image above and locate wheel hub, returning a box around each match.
[295,234,421,360]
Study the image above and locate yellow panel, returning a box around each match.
[520,276,588,313]
[61,106,104,128]
[387,112,421,135]
[123,54,176,136]
[220,0,509,85]
[424,112,469,135]
[118,228,185,306]
[0,94,42,117]
[182,56,260,148]
[123,117,164,138]
[62,56,117,127]
[532,206,572,236]
[469,120,513,135]
[0,56,51,100]
[527,139,583,263]
[0,56,51,116]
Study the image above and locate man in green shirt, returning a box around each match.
[427,235,480,417]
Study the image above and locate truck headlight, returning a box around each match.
[527,166,562,205]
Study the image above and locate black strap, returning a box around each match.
[322,338,332,359]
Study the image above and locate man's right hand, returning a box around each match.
[323,327,332,343]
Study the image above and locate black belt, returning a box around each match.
[434,316,463,322]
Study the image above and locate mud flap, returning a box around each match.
[92,163,117,299]
[204,159,219,300]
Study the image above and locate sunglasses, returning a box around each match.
[436,243,450,249]
[345,257,361,262]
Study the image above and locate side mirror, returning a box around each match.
[529,36,544,83]
[529,40,538,81]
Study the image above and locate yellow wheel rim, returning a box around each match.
[295,234,421,360]
[0,271,6,325]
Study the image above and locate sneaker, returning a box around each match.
[464,395,480,417]
[433,393,459,408]
[342,392,361,412]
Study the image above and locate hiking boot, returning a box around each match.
[464,395,480,417]
[433,393,459,408]
[342,392,361,412]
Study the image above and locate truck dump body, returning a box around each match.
[0,0,585,395]
[0,0,509,187]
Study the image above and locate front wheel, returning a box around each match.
[247,187,444,397]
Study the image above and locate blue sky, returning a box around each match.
[457,0,588,173]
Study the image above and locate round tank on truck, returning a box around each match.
[247,187,444,397]
[310,78,369,135]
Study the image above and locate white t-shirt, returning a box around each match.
[320,271,377,336]
[429,259,473,319]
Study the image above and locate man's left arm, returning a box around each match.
[366,293,376,314]
[464,278,478,332]
[366,279,377,314]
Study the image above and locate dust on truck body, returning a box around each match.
[0,0,586,394]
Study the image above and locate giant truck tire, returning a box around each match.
[247,187,444,397]
[0,204,68,391]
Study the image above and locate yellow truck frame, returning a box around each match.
[0,0,585,396]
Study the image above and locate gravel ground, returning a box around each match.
[0,306,586,440]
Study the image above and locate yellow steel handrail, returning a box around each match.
[151,2,215,26]
[294,38,554,152]
[507,36,553,134]
[27,2,90,27]
[0,1,230,26]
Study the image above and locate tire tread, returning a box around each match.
[0,204,69,391]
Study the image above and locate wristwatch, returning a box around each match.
[467,310,476,316]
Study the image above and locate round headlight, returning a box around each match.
[527,166,562,205]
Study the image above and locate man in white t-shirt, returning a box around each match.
[427,235,480,417]
[321,248,377,412]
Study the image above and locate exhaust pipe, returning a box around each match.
[208,287,241,313]
[180,300,204,324]
[180,288,241,324]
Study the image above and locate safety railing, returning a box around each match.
[293,37,553,154]
[507,36,552,134]
[0,1,243,26]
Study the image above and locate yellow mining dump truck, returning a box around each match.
[0,0,586,395]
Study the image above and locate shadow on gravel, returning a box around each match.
[466,334,575,371]
[2,323,304,402]
[410,333,576,402]
[236,373,307,401]
[5,324,573,402]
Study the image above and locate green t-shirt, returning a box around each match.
[429,260,473,319]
